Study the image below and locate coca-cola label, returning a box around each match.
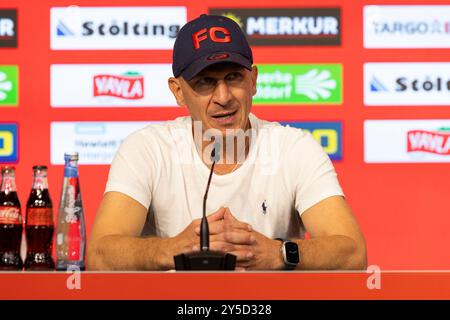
[0,206,22,224]
[26,208,54,226]
[33,176,46,189]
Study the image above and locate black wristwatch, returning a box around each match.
[275,238,300,270]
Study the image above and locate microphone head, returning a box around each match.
[211,142,221,163]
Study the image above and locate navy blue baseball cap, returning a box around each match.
[172,14,253,80]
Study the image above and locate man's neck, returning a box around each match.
[192,119,252,174]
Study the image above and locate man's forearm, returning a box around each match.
[87,235,173,271]
[294,235,367,270]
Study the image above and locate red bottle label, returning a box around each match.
[68,220,80,261]
[0,206,22,224]
[66,177,80,261]
[27,208,53,226]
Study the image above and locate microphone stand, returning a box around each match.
[174,145,236,270]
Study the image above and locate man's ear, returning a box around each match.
[251,65,258,97]
[168,77,185,106]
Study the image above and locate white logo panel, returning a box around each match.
[364,5,450,48]
[51,64,176,107]
[364,120,450,163]
[51,122,154,165]
[364,63,450,106]
[50,6,186,50]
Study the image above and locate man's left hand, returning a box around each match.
[195,208,284,270]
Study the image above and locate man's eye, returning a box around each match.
[226,72,243,82]
[195,78,216,87]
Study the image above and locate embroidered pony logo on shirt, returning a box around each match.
[262,200,267,215]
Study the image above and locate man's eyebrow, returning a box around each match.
[226,66,246,72]
[190,74,213,81]
[190,66,247,81]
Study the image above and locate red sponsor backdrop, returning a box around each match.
[1,0,450,270]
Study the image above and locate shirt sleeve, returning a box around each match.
[290,130,344,216]
[104,129,157,210]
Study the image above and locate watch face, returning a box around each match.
[285,242,300,264]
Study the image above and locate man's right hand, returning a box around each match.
[162,206,227,269]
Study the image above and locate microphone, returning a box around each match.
[200,142,220,251]
[174,143,236,270]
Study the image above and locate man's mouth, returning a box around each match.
[211,110,238,119]
[210,110,238,125]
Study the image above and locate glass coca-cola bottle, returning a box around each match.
[0,166,23,270]
[24,165,55,270]
[56,152,86,271]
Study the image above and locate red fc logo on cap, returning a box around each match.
[192,27,231,50]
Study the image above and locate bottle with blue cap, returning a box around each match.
[55,152,86,271]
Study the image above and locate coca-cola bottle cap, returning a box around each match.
[32,165,48,171]
[1,166,16,175]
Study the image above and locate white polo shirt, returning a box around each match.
[105,113,344,239]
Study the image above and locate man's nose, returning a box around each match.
[212,80,232,106]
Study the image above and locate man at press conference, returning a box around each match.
[87,14,367,271]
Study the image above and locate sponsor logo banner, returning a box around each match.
[50,6,186,50]
[364,5,450,48]
[282,122,342,160]
[51,64,176,107]
[365,120,450,163]
[0,9,17,48]
[93,73,144,100]
[209,8,341,46]
[0,66,18,106]
[0,123,19,163]
[50,122,153,165]
[407,130,450,155]
[364,63,450,106]
[254,64,342,105]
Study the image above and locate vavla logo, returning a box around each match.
[50,6,186,50]
[407,128,450,155]
[364,63,450,106]
[93,72,144,100]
